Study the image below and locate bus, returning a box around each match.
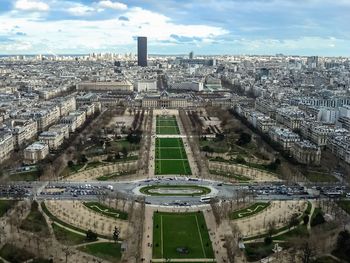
[200,196,212,203]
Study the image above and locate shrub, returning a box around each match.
[311,212,325,227]
[264,236,273,245]
[86,230,98,242]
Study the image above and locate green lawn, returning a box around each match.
[7,170,40,181]
[200,139,229,153]
[337,200,350,215]
[305,171,338,182]
[20,203,50,236]
[157,120,178,126]
[0,244,35,263]
[139,185,211,196]
[245,242,274,262]
[83,202,128,220]
[96,170,136,181]
[52,223,88,245]
[155,159,192,175]
[156,126,180,135]
[78,242,122,263]
[0,200,16,217]
[209,170,250,182]
[155,137,191,175]
[110,139,140,151]
[156,138,184,148]
[32,259,52,263]
[230,202,270,220]
[153,212,214,259]
[273,224,309,241]
[156,116,180,135]
[155,147,187,159]
[313,256,340,263]
[68,163,85,173]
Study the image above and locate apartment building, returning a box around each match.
[55,96,76,117]
[34,106,60,132]
[291,140,321,165]
[328,134,350,164]
[68,111,86,128]
[77,80,133,92]
[268,126,300,150]
[11,119,38,148]
[0,131,14,163]
[49,124,70,139]
[38,131,64,151]
[256,116,276,133]
[60,115,78,133]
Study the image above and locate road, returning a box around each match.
[2,177,347,206]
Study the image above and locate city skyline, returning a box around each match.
[0,0,350,56]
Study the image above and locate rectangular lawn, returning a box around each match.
[156,116,180,135]
[157,119,178,126]
[156,138,184,148]
[155,160,192,175]
[156,126,180,135]
[155,147,187,159]
[153,212,214,259]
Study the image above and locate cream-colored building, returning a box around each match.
[49,124,70,139]
[35,106,60,132]
[268,126,300,150]
[60,116,78,132]
[55,96,76,117]
[291,140,321,165]
[38,131,64,151]
[0,132,14,163]
[23,142,49,164]
[68,111,86,128]
[328,134,350,164]
[137,80,157,92]
[79,104,95,117]
[11,119,38,147]
[256,116,276,133]
[77,80,133,92]
[140,92,192,108]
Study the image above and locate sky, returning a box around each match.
[0,0,350,56]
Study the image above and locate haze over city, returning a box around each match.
[0,0,350,55]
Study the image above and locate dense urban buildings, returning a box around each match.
[1,26,350,263]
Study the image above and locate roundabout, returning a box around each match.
[138,184,212,196]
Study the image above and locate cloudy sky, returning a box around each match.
[0,0,349,55]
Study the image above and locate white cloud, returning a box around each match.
[14,0,49,11]
[67,4,95,16]
[97,0,127,10]
[0,7,228,53]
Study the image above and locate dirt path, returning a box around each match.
[141,205,154,262]
[203,208,229,262]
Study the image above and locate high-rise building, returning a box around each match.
[307,56,318,68]
[137,36,147,67]
[189,51,194,59]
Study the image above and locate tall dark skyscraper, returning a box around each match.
[137,36,147,67]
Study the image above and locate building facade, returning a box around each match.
[0,132,14,163]
[23,142,49,164]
